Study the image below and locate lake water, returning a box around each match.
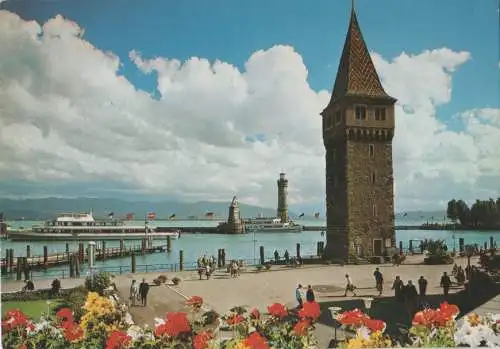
[2,219,499,280]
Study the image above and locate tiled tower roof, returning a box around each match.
[328,7,395,105]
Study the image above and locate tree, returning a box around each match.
[446,199,459,222]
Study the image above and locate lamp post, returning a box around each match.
[328,306,343,343]
[46,300,52,319]
[362,297,374,317]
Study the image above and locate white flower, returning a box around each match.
[124,312,134,325]
[356,326,370,339]
[126,325,143,341]
[455,322,499,347]
[154,317,165,327]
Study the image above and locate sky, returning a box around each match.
[0,0,499,214]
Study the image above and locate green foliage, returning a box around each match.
[56,285,87,321]
[2,299,63,319]
[51,278,61,295]
[171,276,181,285]
[447,197,500,228]
[85,272,111,295]
[157,275,168,283]
[422,239,454,265]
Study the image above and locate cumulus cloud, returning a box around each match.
[0,11,498,211]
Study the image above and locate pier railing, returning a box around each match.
[5,254,322,281]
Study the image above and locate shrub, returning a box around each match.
[171,276,181,285]
[56,285,87,321]
[51,279,61,296]
[264,263,271,270]
[85,272,111,295]
[255,265,263,271]
[153,278,162,286]
[157,275,168,283]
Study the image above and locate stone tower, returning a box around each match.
[321,5,397,261]
[224,196,244,234]
[277,173,289,223]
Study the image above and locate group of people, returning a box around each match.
[295,284,316,308]
[197,254,216,280]
[129,278,150,307]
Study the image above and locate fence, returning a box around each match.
[5,254,321,281]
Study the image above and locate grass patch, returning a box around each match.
[2,299,63,320]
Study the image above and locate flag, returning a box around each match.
[205,212,214,218]
[169,213,176,220]
[126,213,133,220]
[298,213,305,218]
[107,212,114,219]
[314,212,320,219]
[147,212,156,220]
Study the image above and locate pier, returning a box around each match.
[168,224,424,234]
[1,237,175,274]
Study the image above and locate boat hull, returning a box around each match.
[246,227,303,233]
[8,231,180,242]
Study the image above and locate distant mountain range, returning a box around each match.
[0,197,285,220]
[0,197,446,221]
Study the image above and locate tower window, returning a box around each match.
[371,172,376,184]
[327,115,333,128]
[375,108,386,121]
[335,110,342,124]
[372,204,377,217]
[332,149,336,162]
[355,106,366,120]
[368,144,374,157]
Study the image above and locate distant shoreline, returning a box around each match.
[420,223,500,232]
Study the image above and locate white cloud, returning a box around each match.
[0,10,498,211]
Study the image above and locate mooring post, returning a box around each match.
[78,243,84,263]
[120,239,124,256]
[459,238,465,253]
[16,257,22,280]
[2,249,8,274]
[141,239,146,255]
[296,243,301,259]
[179,250,184,271]
[75,254,80,278]
[221,249,226,267]
[484,241,488,250]
[259,246,264,265]
[43,246,48,266]
[23,257,29,281]
[102,241,106,260]
[131,253,136,273]
[409,240,413,253]
[217,249,222,268]
[69,254,75,278]
[9,249,14,273]
[490,236,494,249]
[167,235,172,252]
[26,245,31,259]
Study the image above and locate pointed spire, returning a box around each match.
[327,5,395,106]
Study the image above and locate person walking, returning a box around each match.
[296,284,304,308]
[418,276,428,297]
[392,276,404,302]
[373,268,384,296]
[129,280,139,307]
[344,274,357,296]
[404,280,418,321]
[139,278,150,307]
[440,272,452,298]
[306,285,315,302]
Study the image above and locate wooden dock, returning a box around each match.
[1,244,169,272]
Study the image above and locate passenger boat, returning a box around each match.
[7,212,180,241]
[244,217,303,233]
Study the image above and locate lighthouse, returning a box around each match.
[277,173,289,223]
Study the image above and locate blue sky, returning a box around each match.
[0,0,499,212]
[5,0,499,121]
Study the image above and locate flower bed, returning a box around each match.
[2,292,499,348]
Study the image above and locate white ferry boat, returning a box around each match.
[7,212,180,241]
[244,217,303,233]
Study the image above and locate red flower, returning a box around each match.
[439,302,459,320]
[250,308,261,320]
[267,303,288,319]
[106,330,132,349]
[293,320,311,336]
[17,344,27,349]
[2,309,31,332]
[186,296,204,309]
[363,319,386,332]
[226,314,245,325]
[193,331,214,349]
[298,301,321,321]
[337,309,369,327]
[243,332,269,349]
[155,312,191,337]
[62,322,84,343]
[56,308,74,323]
